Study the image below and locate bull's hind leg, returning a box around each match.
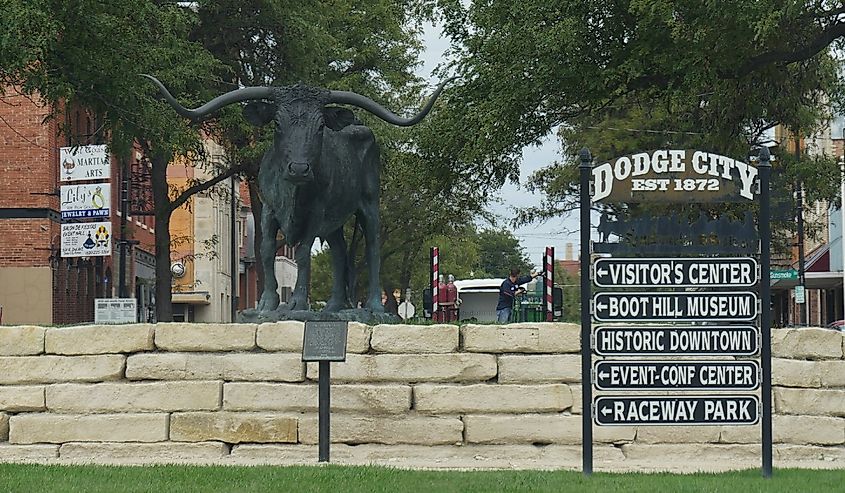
[323,228,350,312]
[357,204,384,314]
[257,208,281,311]
[288,237,314,311]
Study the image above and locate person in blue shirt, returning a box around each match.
[497,268,539,323]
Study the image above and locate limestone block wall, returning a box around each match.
[0,322,843,468]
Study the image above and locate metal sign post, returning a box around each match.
[578,148,593,476]
[759,148,773,477]
[302,320,348,463]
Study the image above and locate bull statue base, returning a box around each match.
[238,306,399,324]
[144,75,451,324]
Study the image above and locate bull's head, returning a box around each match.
[141,75,453,184]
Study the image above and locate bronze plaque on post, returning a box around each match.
[302,321,348,362]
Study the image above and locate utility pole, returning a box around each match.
[840,156,845,323]
[795,135,807,326]
[118,155,130,298]
[231,175,239,322]
[840,128,845,322]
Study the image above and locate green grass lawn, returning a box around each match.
[0,465,841,493]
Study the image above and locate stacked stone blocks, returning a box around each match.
[0,322,842,466]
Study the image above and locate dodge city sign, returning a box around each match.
[591,150,759,203]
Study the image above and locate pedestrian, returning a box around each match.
[496,268,539,323]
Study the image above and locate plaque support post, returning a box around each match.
[579,148,593,476]
[759,148,773,478]
[303,320,347,464]
[318,361,331,463]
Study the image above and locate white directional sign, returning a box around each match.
[593,360,760,391]
[594,396,760,426]
[592,291,758,322]
[593,325,759,356]
[594,257,757,288]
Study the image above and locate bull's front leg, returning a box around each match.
[288,238,314,311]
[357,205,384,313]
[257,208,281,312]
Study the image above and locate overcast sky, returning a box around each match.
[418,22,583,266]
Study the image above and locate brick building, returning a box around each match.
[0,90,156,324]
[0,89,296,324]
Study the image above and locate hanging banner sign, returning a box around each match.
[593,325,759,356]
[59,144,110,182]
[60,183,110,219]
[594,396,760,426]
[594,360,759,391]
[592,150,759,203]
[594,257,757,288]
[60,221,112,258]
[593,291,758,322]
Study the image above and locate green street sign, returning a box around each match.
[770,269,798,280]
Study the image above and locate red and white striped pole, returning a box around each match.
[544,246,554,321]
[430,247,439,319]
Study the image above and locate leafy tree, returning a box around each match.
[473,228,534,278]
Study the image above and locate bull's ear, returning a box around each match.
[323,106,361,131]
[243,102,275,127]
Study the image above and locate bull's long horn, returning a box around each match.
[327,77,456,127]
[140,74,274,120]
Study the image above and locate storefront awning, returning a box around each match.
[172,291,211,305]
[772,271,845,290]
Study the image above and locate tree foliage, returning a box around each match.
[474,228,534,278]
[419,0,845,228]
[1,0,227,320]
[3,1,477,320]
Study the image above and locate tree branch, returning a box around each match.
[168,164,246,213]
[726,21,845,78]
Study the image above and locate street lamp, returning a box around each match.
[840,127,845,322]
